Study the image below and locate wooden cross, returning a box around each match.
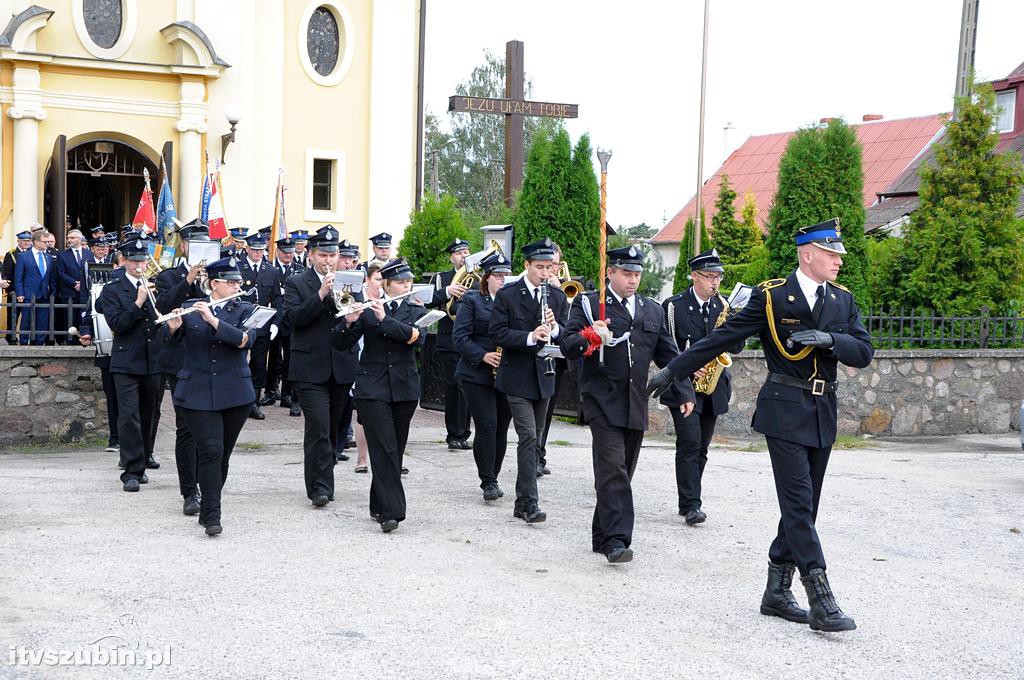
[448,40,579,207]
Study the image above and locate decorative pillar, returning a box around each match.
[8,66,46,231]
[175,79,207,221]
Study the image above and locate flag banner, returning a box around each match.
[132,168,156,235]
[155,160,177,246]
[268,169,287,261]
[201,172,228,240]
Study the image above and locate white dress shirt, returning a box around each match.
[795,268,828,312]
[523,276,560,346]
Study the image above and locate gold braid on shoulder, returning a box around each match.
[760,279,814,361]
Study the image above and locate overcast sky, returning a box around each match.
[423,0,1024,230]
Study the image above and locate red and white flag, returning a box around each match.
[200,171,228,240]
[132,168,156,235]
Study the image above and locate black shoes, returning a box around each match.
[447,438,471,450]
[380,519,399,533]
[123,479,140,492]
[183,494,201,516]
[513,505,546,523]
[800,568,857,632]
[536,463,551,476]
[146,455,160,469]
[280,394,293,408]
[139,473,149,484]
[483,483,500,502]
[258,391,278,406]
[606,546,634,563]
[345,437,357,449]
[117,458,126,469]
[289,403,302,417]
[205,523,222,536]
[335,452,350,462]
[312,495,329,507]
[249,403,266,420]
[401,466,409,475]
[683,508,707,525]
[760,561,810,624]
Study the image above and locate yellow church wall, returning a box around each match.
[33,0,178,66]
[280,0,374,247]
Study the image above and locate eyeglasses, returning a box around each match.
[695,272,723,282]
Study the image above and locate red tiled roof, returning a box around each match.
[653,113,950,244]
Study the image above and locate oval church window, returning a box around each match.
[307,6,340,77]
[83,0,122,50]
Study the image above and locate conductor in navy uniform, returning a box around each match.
[647,219,873,632]
[660,248,744,525]
[563,246,694,564]
[163,257,256,536]
[283,226,359,507]
[96,236,163,493]
[488,238,568,524]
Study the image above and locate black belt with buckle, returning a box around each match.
[767,372,837,396]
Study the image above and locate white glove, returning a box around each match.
[595,324,614,345]
[269,324,279,341]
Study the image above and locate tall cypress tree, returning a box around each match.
[900,84,1024,313]
[672,213,712,294]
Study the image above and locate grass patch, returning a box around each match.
[238,441,266,450]
[833,435,876,449]
[734,439,768,452]
[9,434,107,454]
[554,416,578,425]
[549,439,573,446]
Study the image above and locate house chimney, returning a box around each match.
[862,114,883,122]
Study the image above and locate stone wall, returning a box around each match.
[0,347,106,446]
[651,350,1024,438]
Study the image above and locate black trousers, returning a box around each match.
[670,407,718,513]
[335,395,355,455]
[590,415,645,554]
[181,404,249,523]
[154,375,200,498]
[266,334,284,394]
[113,372,161,483]
[461,380,511,488]
[4,292,16,343]
[99,364,119,446]
[248,332,270,391]
[537,359,566,465]
[438,350,471,441]
[356,399,417,523]
[765,436,832,575]
[294,380,351,500]
[505,394,547,510]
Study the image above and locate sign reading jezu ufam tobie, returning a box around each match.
[448,96,579,119]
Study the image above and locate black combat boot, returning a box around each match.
[759,561,809,623]
[800,568,857,632]
[249,391,266,420]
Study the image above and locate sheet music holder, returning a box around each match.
[242,306,276,330]
[414,309,447,328]
[187,241,221,267]
[727,283,753,310]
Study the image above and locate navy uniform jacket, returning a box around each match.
[95,274,162,376]
[237,256,281,323]
[163,296,257,411]
[272,260,305,337]
[563,291,687,431]
[660,288,744,415]
[664,272,874,449]
[55,248,95,301]
[488,277,569,401]
[452,290,499,386]
[154,262,205,375]
[332,299,427,402]
[2,247,25,287]
[283,267,360,385]
[427,268,458,351]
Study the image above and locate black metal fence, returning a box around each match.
[862,307,1024,349]
[0,297,89,344]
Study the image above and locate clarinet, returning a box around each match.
[539,282,556,377]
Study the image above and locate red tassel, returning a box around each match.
[580,325,603,357]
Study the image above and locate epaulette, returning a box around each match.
[830,281,850,293]
[759,278,785,290]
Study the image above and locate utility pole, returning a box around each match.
[694,0,710,255]
[953,0,979,116]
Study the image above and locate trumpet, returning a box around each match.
[154,291,247,325]
[557,261,584,300]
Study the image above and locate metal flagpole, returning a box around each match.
[694,0,709,254]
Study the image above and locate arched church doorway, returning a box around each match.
[43,136,170,246]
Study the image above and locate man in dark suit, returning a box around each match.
[488,238,568,524]
[564,245,695,563]
[237,231,280,419]
[648,219,874,632]
[267,236,304,416]
[291,230,309,269]
[14,230,58,345]
[2,230,33,344]
[660,248,744,525]
[283,226,360,507]
[331,237,362,460]
[96,236,164,493]
[359,232,392,270]
[427,238,473,449]
[55,229,95,343]
[153,219,210,513]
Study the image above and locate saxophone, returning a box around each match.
[692,296,733,395]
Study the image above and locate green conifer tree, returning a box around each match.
[399,195,469,275]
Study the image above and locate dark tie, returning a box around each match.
[389,301,398,314]
[135,280,141,289]
[75,249,81,267]
[533,288,540,305]
[701,301,709,329]
[812,285,825,326]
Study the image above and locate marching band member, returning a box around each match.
[96,236,163,493]
[359,232,393,271]
[163,257,256,536]
[283,226,358,507]
[452,252,513,502]
[332,258,426,533]
[238,231,280,420]
[428,239,473,450]
[488,238,568,524]
[563,246,692,563]
[268,236,305,417]
[350,261,387,474]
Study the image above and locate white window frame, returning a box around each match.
[71,0,137,60]
[305,149,346,223]
[995,89,1016,134]
[297,1,356,87]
